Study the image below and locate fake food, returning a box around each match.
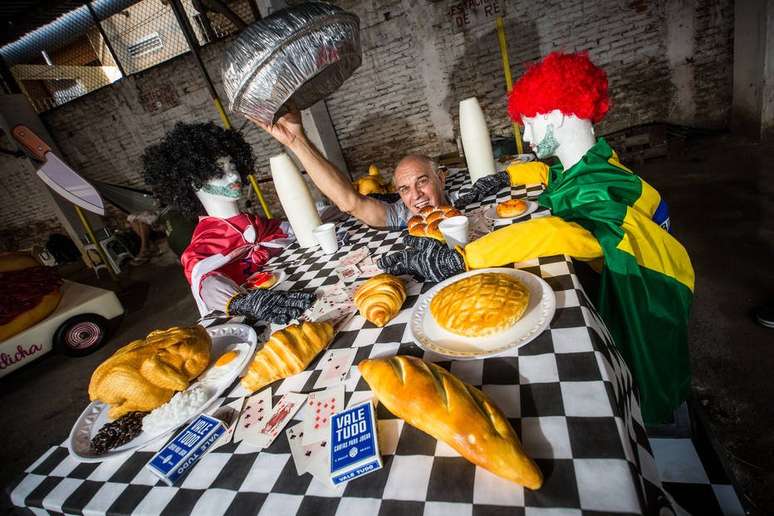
[353,274,406,327]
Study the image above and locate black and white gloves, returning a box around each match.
[377,236,465,283]
[454,171,510,209]
[227,289,316,324]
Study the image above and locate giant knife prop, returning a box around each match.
[12,125,117,279]
[12,125,105,215]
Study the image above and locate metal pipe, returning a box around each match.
[168,0,272,219]
[87,1,127,77]
[496,16,524,155]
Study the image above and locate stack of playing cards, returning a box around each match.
[329,400,382,485]
[233,388,307,450]
[146,414,226,485]
[305,285,357,333]
[336,247,380,283]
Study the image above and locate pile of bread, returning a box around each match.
[407,205,462,240]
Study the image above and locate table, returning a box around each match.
[9,168,675,515]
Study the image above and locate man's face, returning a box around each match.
[200,156,243,199]
[394,158,445,215]
[522,115,559,159]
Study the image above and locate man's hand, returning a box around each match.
[250,111,305,148]
[227,289,316,324]
[377,236,465,282]
[454,171,510,209]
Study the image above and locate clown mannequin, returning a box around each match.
[379,52,694,424]
[143,122,315,324]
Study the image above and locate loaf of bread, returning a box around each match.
[496,199,528,218]
[241,320,334,393]
[88,326,211,420]
[358,355,542,489]
[407,205,463,240]
[353,274,406,327]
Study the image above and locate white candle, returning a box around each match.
[270,153,322,248]
[459,97,496,184]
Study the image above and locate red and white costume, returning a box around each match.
[181,214,289,315]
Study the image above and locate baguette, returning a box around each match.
[358,355,542,489]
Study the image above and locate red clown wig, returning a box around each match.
[508,52,610,125]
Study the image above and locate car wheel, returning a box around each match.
[53,314,109,357]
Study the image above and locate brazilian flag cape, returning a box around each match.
[538,138,694,424]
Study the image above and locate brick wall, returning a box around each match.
[8,0,731,244]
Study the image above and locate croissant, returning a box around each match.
[353,274,406,327]
[407,205,463,240]
[88,326,211,420]
[359,356,543,489]
[241,321,334,393]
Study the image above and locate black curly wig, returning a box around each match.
[142,122,255,216]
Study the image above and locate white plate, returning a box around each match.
[410,268,556,359]
[67,323,258,462]
[483,200,539,221]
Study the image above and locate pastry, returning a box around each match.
[88,326,211,420]
[358,356,543,489]
[496,199,528,218]
[430,273,530,337]
[353,274,406,327]
[406,206,463,240]
[353,164,388,195]
[241,321,334,393]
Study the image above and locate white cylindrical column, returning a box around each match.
[459,97,495,184]
[270,153,322,248]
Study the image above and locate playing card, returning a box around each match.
[209,398,244,451]
[234,388,271,444]
[346,390,377,409]
[357,256,382,278]
[314,347,358,389]
[286,422,311,474]
[302,384,345,445]
[339,246,369,267]
[249,392,307,449]
[335,264,360,284]
[286,422,333,480]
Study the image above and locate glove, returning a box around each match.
[454,171,510,209]
[227,289,316,324]
[377,235,465,283]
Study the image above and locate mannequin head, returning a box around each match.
[142,122,255,217]
[509,52,609,169]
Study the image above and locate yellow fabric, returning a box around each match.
[607,152,662,219]
[616,207,695,291]
[462,216,603,269]
[505,161,550,186]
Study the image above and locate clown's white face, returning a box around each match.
[522,113,560,159]
[199,156,243,199]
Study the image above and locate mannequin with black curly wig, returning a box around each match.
[141,121,315,324]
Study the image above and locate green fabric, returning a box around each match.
[538,138,693,423]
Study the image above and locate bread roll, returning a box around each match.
[358,355,542,489]
[353,274,406,327]
[405,205,460,241]
[430,273,530,337]
[496,199,528,218]
[241,321,334,393]
[426,219,443,240]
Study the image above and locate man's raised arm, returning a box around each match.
[253,112,388,228]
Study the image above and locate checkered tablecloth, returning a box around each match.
[9,168,675,515]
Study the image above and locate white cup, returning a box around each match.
[438,216,470,250]
[313,223,339,254]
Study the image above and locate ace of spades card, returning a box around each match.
[234,388,271,444]
[302,384,344,445]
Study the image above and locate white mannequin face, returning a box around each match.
[198,156,243,199]
[522,112,560,159]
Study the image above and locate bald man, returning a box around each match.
[254,111,448,229]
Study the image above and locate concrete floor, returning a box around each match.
[1,134,773,514]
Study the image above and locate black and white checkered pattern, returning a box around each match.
[10,169,680,515]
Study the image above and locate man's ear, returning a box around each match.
[437,167,447,184]
[547,109,565,128]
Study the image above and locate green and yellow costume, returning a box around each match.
[461,138,694,423]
